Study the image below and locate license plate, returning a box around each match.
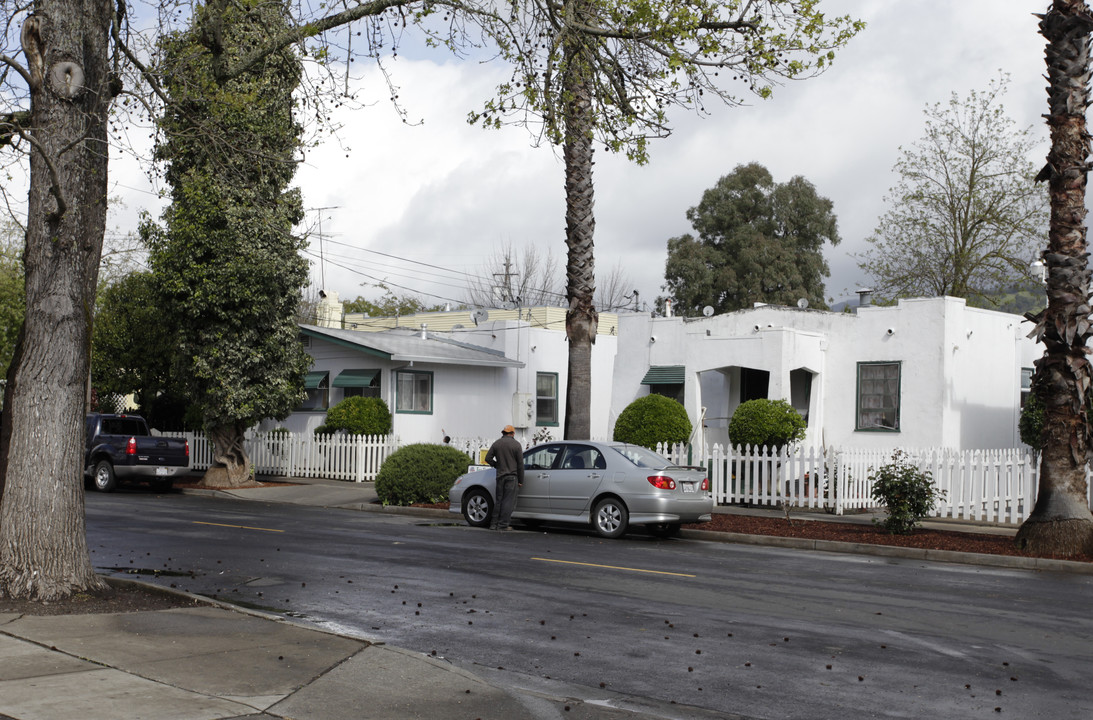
[155,467,170,476]
[681,482,695,493]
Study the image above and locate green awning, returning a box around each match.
[304,371,329,389]
[640,365,685,385]
[332,369,379,388]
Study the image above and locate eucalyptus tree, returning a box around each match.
[1016,0,1093,557]
[664,162,840,315]
[469,1,863,438]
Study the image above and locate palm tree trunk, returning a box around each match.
[1016,0,1093,556]
[0,3,113,599]
[561,2,598,441]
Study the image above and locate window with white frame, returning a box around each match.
[536,372,559,426]
[856,362,900,431]
[396,370,433,413]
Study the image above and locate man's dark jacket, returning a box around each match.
[486,435,525,482]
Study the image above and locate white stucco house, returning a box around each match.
[269,303,619,444]
[609,296,1040,452]
[277,294,1039,453]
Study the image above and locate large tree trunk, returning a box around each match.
[202,423,252,488]
[1016,0,1093,557]
[562,4,597,441]
[0,2,113,599]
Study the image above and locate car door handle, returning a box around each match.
[588,473,601,479]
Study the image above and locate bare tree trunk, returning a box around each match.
[1016,0,1093,557]
[0,2,113,599]
[562,4,597,441]
[202,423,252,488]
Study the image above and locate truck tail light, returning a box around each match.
[647,475,676,490]
[185,440,190,458]
[126,437,137,456]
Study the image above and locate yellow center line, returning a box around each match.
[531,557,696,578]
[193,521,284,533]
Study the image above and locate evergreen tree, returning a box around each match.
[146,1,310,487]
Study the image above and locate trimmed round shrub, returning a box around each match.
[315,396,391,436]
[728,399,806,450]
[375,443,471,505]
[612,394,692,450]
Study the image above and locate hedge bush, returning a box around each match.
[728,399,806,450]
[375,443,471,505]
[612,394,692,450]
[315,396,391,436]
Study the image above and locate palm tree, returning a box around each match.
[1016,0,1093,556]
[561,3,597,440]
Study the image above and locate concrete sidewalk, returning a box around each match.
[1,476,1088,720]
[1,581,678,720]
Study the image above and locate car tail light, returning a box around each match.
[126,437,137,456]
[701,477,710,491]
[647,475,676,490]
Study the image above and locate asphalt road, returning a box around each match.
[86,490,1093,719]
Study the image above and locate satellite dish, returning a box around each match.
[471,309,488,326]
[702,305,714,317]
[797,298,809,309]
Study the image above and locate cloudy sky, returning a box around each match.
[108,0,1051,310]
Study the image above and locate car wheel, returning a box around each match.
[648,522,681,538]
[593,497,629,539]
[93,461,117,493]
[462,488,493,528]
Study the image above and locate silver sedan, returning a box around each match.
[448,440,713,538]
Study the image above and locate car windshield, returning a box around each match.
[609,445,671,469]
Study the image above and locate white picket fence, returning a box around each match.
[167,428,1091,525]
[175,430,401,483]
[656,442,1093,525]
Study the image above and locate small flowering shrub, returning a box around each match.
[868,450,946,535]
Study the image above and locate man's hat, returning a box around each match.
[502,425,516,434]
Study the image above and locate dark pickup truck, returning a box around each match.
[84,413,190,492]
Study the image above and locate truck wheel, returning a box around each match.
[93,461,117,493]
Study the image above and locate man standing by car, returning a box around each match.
[485,425,524,530]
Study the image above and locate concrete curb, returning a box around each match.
[678,528,1093,574]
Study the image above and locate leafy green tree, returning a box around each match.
[663,163,840,315]
[1016,0,1093,558]
[91,272,177,415]
[145,2,310,488]
[858,76,1048,306]
[473,2,862,438]
[343,284,445,318]
[613,395,692,450]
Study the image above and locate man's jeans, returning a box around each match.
[493,473,519,529]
